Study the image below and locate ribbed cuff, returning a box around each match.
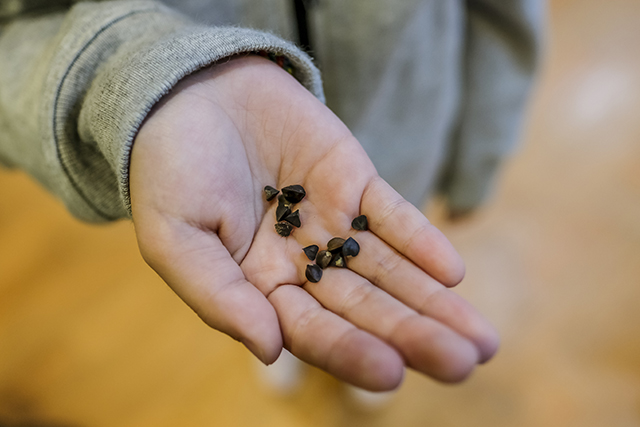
[52,1,322,221]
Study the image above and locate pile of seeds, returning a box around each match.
[264,184,369,284]
[303,234,362,282]
[264,185,306,237]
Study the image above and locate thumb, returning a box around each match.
[135,217,283,364]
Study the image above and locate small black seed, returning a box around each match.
[277,194,293,209]
[275,222,293,237]
[284,210,301,227]
[316,250,332,269]
[303,245,319,261]
[264,185,279,201]
[329,252,347,268]
[342,237,360,257]
[282,185,306,204]
[327,237,346,253]
[352,215,368,231]
[276,203,291,222]
[305,264,323,283]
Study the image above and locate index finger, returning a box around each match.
[360,177,465,287]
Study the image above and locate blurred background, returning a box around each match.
[1,0,639,425]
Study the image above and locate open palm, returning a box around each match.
[129,56,498,391]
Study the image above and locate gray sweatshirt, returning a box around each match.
[0,0,543,222]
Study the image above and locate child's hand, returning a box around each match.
[129,55,499,391]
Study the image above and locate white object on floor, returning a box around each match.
[254,348,305,395]
[345,385,396,409]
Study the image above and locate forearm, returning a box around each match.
[0,0,322,222]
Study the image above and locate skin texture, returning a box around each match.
[129,55,499,391]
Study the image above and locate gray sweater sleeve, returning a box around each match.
[0,0,323,222]
[439,0,544,213]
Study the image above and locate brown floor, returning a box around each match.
[2,0,640,426]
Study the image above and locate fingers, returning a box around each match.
[296,266,480,383]
[135,216,283,364]
[268,284,405,391]
[361,177,465,286]
[268,177,497,373]
[347,232,500,363]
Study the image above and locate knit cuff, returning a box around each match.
[52,1,322,221]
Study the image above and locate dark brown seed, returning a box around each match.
[327,237,346,253]
[281,185,306,204]
[276,203,291,222]
[316,250,332,269]
[352,215,368,231]
[305,264,323,283]
[277,194,293,209]
[329,252,347,268]
[264,185,279,201]
[284,210,301,227]
[303,245,319,261]
[275,222,293,237]
[342,237,360,257]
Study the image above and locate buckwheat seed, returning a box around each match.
[275,222,293,237]
[305,264,323,283]
[352,215,368,231]
[281,185,306,204]
[303,245,319,261]
[264,185,279,201]
[327,237,346,253]
[342,237,360,257]
[276,203,291,222]
[284,210,301,227]
[316,250,332,269]
[329,252,346,268]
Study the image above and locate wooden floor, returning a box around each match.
[2,0,640,426]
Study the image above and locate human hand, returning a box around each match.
[129,55,499,391]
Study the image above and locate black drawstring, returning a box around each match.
[293,0,314,53]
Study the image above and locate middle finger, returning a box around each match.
[296,263,480,382]
[347,231,500,363]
